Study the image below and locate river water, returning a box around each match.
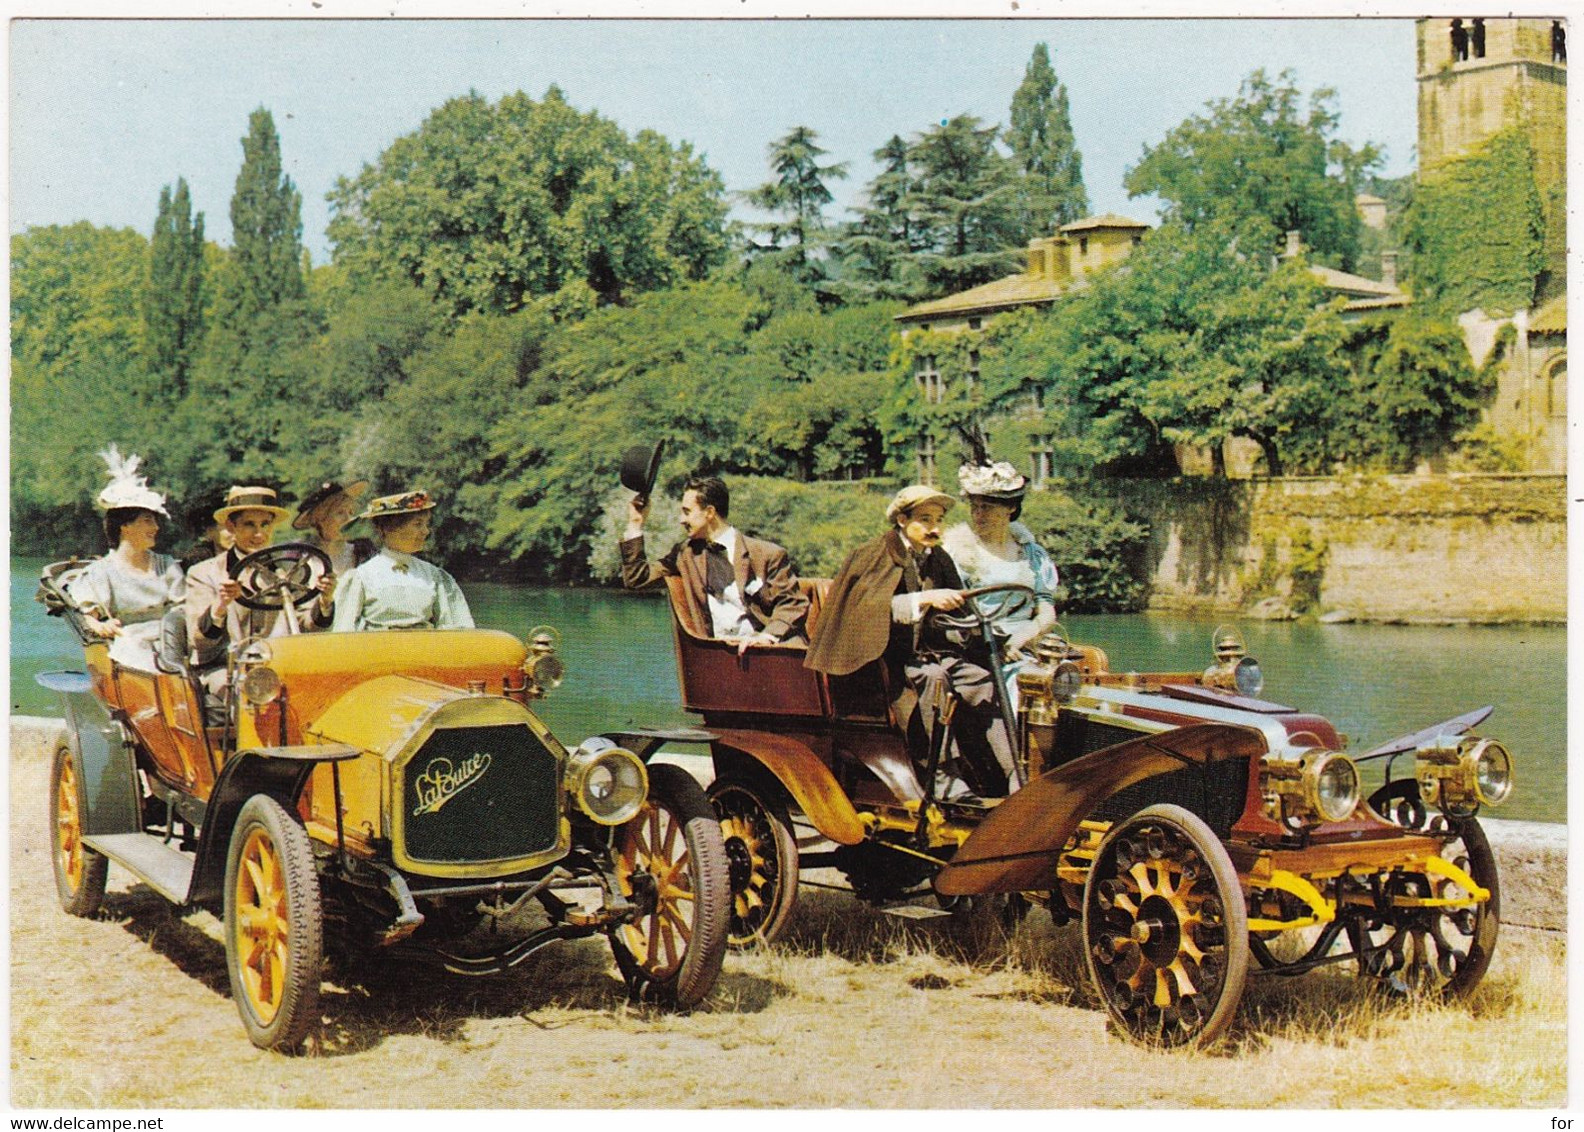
[10,556,1566,824]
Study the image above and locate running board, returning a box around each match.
[84,833,196,905]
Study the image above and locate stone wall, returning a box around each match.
[1119,473,1565,623]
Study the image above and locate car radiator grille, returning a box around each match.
[401,723,561,866]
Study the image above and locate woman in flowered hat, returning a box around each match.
[330,490,474,632]
[941,459,1059,665]
[66,445,187,669]
[293,478,374,574]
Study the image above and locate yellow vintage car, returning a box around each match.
[36,546,728,1052]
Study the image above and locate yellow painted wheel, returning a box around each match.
[611,764,728,1008]
[708,777,799,947]
[223,795,322,1052]
[49,743,107,917]
[1082,805,1249,1048]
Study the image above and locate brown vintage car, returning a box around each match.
[662,575,1512,1047]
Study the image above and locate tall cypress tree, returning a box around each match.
[144,177,205,394]
[229,106,305,318]
[1007,43,1089,236]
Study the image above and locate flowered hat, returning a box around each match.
[94,445,171,517]
[957,460,1028,505]
[213,485,291,525]
[293,479,371,529]
[885,484,956,524]
[355,489,436,522]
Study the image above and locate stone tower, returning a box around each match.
[1416,17,1567,297]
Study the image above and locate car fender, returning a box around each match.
[935,723,1268,895]
[36,670,141,837]
[710,728,865,845]
[187,743,359,906]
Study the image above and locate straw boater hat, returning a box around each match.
[957,460,1028,506]
[355,489,437,523]
[292,479,371,530]
[885,484,956,524]
[94,445,171,517]
[213,485,291,525]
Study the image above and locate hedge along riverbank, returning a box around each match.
[1115,472,1565,623]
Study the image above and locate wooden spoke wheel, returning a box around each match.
[1358,789,1499,998]
[49,743,107,917]
[223,795,323,1052]
[611,764,728,1009]
[1082,805,1249,1048]
[707,777,799,947]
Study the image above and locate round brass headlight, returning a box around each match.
[239,665,282,707]
[1233,656,1264,698]
[1306,751,1360,823]
[566,741,648,826]
[1467,738,1514,807]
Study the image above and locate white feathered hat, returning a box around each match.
[94,444,171,517]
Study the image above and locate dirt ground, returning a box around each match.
[9,741,1567,1110]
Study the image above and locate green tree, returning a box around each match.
[11,224,158,548]
[143,177,206,395]
[744,126,849,282]
[1125,70,1381,270]
[907,114,1024,293]
[831,135,927,302]
[1006,43,1088,234]
[228,108,306,317]
[327,87,730,314]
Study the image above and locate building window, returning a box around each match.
[1471,18,1486,59]
[917,435,937,484]
[1029,437,1054,489]
[968,317,982,330]
[966,349,981,393]
[1547,358,1568,417]
[1554,21,1567,64]
[1451,18,1469,62]
[1028,383,1045,412]
[915,354,943,404]
[1079,236,1089,256]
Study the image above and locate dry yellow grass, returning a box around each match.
[10,743,1566,1109]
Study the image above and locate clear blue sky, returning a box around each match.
[10,17,1419,264]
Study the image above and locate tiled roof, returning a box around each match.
[1059,213,1151,233]
[1531,294,1567,334]
[1307,264,1404,298]
[895,274,1072,322]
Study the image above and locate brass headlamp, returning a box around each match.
[1260,741,1361,825]
[1415,736,1514,813]
[1202,624,1264,697]
[521,625,565,700]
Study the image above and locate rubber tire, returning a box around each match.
[223,794,323,1052]
[49,742,108,917]
[707,775,800,947]
[1082,804,1250,1048]
[1439,817,1500,997]
[611,764,729,1009]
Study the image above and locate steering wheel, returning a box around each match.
[230,542,333,612]
[922,583,1039,635]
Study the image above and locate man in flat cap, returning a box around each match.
[805,485,1014,800]
[622,474,808,655]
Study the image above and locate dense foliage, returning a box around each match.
[326,87,731,314]
[1125,70,1379,272]
[1006,42,1088,234]
[1401,127,1546,316]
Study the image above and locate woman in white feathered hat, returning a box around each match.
[940,458,1059,666]
[65,445,187,669]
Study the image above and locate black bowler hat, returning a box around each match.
[619,441,666,501]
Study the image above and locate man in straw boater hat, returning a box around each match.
[804,484,1015,801]
[184,485,337,695]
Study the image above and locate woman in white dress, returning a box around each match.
[331,490,474,632]
[941,461,1059,668]
[67,446,186,670]
[292,478,374,574]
